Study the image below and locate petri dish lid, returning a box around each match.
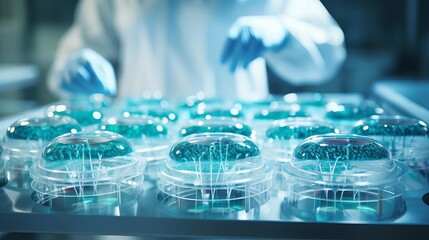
[46,103,104,127]
[287,134,407,186]
[31,131,142,183]
[352,115,429,136]
[283,92,326,106]
[265,119,337,140]
[254,109,309,120]
[163,133,268,186]
[179,118,254,138]
[325,101,384,120]
[190,105,243,120]
[99,117,171,160]
[122,108,179,124]
[2,116,82,153]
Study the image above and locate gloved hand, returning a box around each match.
[221,16,289,72]
[60,48,117,96]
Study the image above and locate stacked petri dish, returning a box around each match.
[261,119,337,189]
[31,131,145,211]
[99,116,171,179]
[352,115,429,190]
[1,116,81,189]
[158,133,272,214]
[282,134,407,221]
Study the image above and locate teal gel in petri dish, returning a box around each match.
[31,131,145,209]
[46,104,103,127]
[1,116,82,188]
[179,119,254,138]
[158,133,272,212]
[254,109,309,120]
[282,134,407,221]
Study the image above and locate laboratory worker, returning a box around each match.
[48,0,346,102]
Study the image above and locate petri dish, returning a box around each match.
[46,103,104,128]
[122,108,179,124]
[179,118,254,139]
[1,116,81,189]
[325,101,384,133]
[158,133,272,213]
[124,95,169,108]
[99,117,171,178]
[282,134,407,221]
[31,131,145,210]
[352,115,429,189]
[189,105,243,120]
[260,119,337,189]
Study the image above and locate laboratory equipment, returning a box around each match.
[158,133,272,214]
[179,118,254,139]
[30,131,145,211]
[1,116,81,189]
[260,118,337,188]
[99,117,171,178]
[352,115,429,189]
[325,100,384,133]
[282,134,407,221]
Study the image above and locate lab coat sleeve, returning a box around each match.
[47,0,119,97]
[265,0,346,85]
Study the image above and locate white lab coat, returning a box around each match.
[48,0,346,102]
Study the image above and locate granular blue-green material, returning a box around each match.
[123,109,178,123]
[294,136,390,161]
[42,135,133,163]
[180,124,253,137]
[190,109,243,119]
[52,109,103,126]
[170,138,259,163]
[266,124,335,140]
[254,110,309,120]
[352,117,428,136]
[100,122,168,138]
[6,117,81,141]
[326,103,383,120]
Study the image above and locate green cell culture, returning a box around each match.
[5,116,81,142]
[254,109,309,120]
[99,117,169,139]
[179,119,254,138]
[325,101,384,120]
[46,104,104,127]
[265,120,337,140]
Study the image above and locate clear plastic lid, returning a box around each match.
[46,103,104,127]
[352,115,428,136]
[261,119,337,162]
[283,134,407,221]
[1,116,82,170]
[122,108,179,124]
[189,105,243,120]
[179,118,254,138]
[99,117,171,161]
[159,133,272,204]
[325,101,384,120]
[31,131,145,204]
[253,109,309,120]
[124,95,169,108]
[283,92,326,106]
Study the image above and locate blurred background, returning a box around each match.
[0,0,428,117]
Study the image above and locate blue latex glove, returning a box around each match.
[221,16,289,72]
[60,48,117,96]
